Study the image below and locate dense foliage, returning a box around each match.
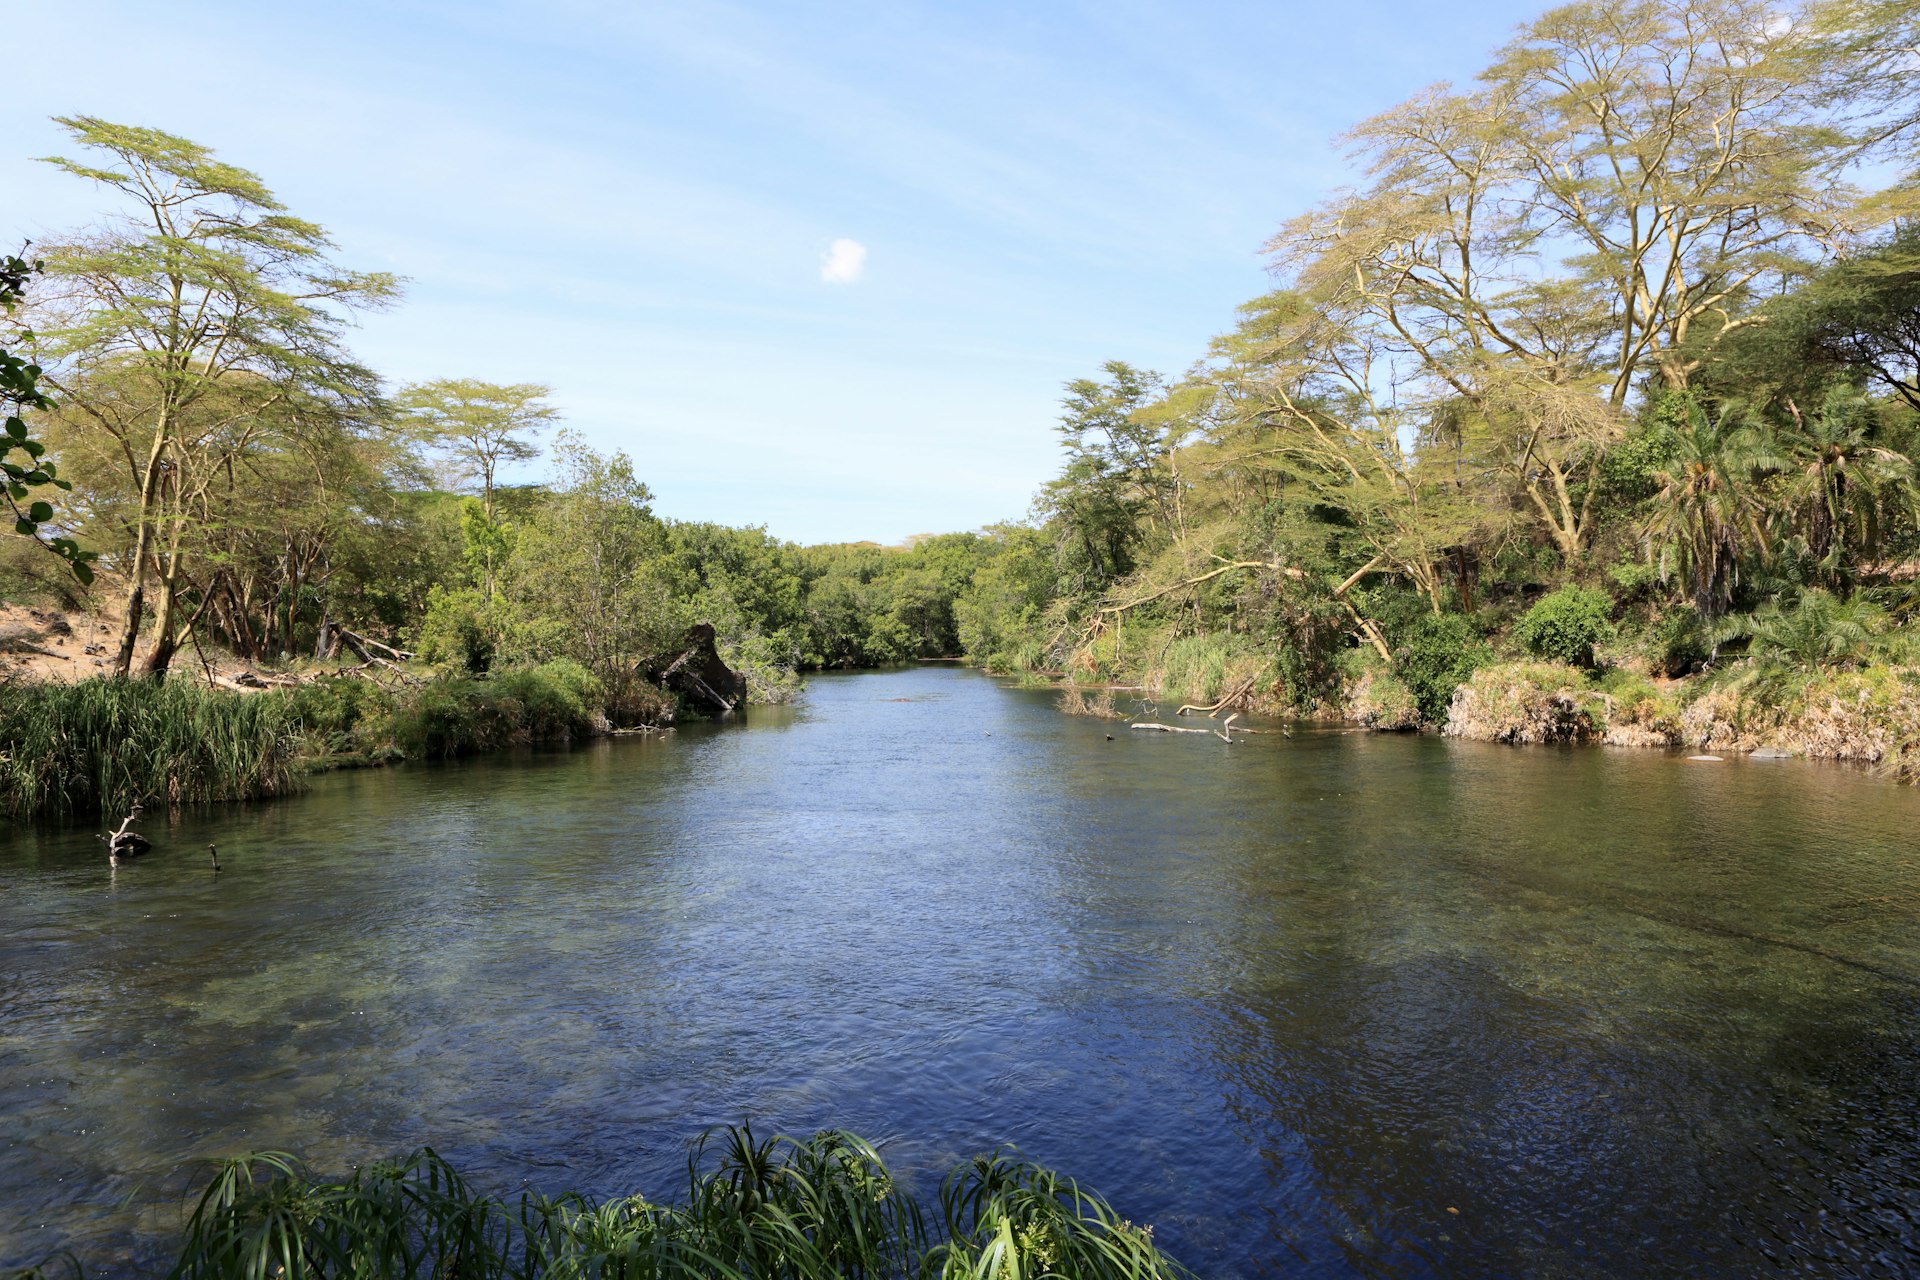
[932,0,1920,737]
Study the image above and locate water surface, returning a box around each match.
[5,667,1920,1276]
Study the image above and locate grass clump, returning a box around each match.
[124,1126,1188,1280]
[0,677,301,819]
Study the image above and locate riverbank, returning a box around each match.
[1071,646,1920,777]
[0,660,665,821]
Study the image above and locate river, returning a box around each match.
[4,666,1920,1276]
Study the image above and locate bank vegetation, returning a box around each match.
[8,0,1920,799]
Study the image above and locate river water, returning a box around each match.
[4,666,1920,1277]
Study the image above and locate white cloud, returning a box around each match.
[820,237,867,284]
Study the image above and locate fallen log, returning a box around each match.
[334,627,415,662]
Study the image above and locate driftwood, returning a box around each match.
[334,627,418,677]
[1132,713,1241,742]
[98,805,152,867]
[335,627,414,662]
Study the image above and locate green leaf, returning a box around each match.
[21,440,45,458]
[53,478,73,491]
[14,517,35,536]
[27,501,53,522]
[72,562,94,585]
[3,417,23,440]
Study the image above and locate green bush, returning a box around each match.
[1514,586,1616,669]
[492,659,604,738]
[390,663,608,758]
[414,585,494,674]
[285,678,396,760]
[1649,605,1708,676]
[1266,596,1350,711]
[1395,612,1492,725]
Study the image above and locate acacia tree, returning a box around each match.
[32,117,396,677]
[1269,0,1864,561]
[1040,362,1177,597]
[398,379,556,599]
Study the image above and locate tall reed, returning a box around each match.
[137,1127,1189,1280]
[0,678,301,819]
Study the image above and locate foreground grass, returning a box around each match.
[14,1128,1187,1280]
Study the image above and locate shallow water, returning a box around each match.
[5,666,1920,1277]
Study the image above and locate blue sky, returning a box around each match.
[5,0,1549,544]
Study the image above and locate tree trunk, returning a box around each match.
[114,416,173,676]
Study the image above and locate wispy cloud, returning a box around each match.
[820,237,866,284]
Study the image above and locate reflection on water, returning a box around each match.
[5,668,1920,1276]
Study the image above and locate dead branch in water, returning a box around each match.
[98,804,151,866]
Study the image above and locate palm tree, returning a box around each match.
[1715,587,1887,672]
[1776,388,1915,589]
[1642,400,1785,618]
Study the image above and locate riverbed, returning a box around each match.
[5,666,1920,1276]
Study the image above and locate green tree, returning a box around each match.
[1643,399,1785,617]
[398,379,556,598]
[33,116,397,677]
[1040,362,1174,596]
[495,435,681,721]
[0,250,93,581]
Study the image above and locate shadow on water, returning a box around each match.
[4,668,1920,1276]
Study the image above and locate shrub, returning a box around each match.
[414,585,494,674]
[1267,596,1349,711]
[285,678,396,760]
[1514,586,1615,668]
[390,663,608,758]
[493,659,604,739]
[1395,612,1492,725]
[1648,604,1708,676]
